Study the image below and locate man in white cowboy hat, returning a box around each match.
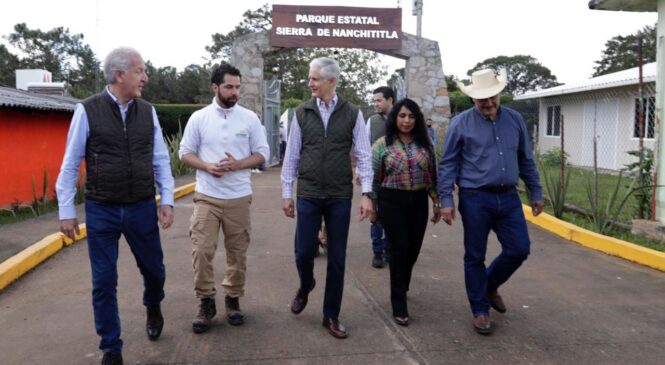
[438,68,543,335]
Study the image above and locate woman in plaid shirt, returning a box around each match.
[371,98,443,326]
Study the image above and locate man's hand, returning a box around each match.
[159,205,174,229]
[60,218,80,241]
[218,152,241,172]
[442,207,455,226]
[531,200,544,217]
[359,195,374,221]
[205,162,225,177]
[282,198,295,218]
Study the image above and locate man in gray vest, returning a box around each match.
[365,86,394,268]
[56,47,174,365]
[281,57,374,339]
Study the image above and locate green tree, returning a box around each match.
[5,23,100,97]
[205,4,387,106]
[142,62,179,104]
[593,24,656,77]
[467,55,559,95]
[445,74,459,92]
[0,44,20,86]
[178,64,214,104]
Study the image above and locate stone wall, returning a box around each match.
[229,31,450,130]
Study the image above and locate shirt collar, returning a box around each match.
[105,86,134,108]
[317,94,338,109]
[213,97,236,113]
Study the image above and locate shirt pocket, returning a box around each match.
[384,152,405,175]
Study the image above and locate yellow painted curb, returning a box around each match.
[522,204,665,272]
[0,182,196,291]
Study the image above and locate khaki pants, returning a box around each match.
[190,192,252,298]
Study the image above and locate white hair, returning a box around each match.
[103,47,142,83]
[309,57,340,79]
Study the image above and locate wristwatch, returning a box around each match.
[362,192,371,197]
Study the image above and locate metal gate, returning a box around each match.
[263,78,281,167]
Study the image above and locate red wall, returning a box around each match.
[0,108,73,207]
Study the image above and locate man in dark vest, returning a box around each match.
[281,57,374,339]
[56,47,174,365]
[365,86,394,268]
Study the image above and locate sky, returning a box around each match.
[0,0,658,85]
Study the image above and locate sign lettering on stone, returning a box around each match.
[271,5,402,49]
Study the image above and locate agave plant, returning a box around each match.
[539,159,570,219]
[164,122,193,177]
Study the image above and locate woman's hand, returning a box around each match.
[431,205,442,224]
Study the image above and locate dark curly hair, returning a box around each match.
[211,63,241,85]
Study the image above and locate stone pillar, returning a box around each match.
[230,31,276,120]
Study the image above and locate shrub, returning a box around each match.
[540,148,569,167]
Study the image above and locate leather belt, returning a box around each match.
[463,185,515,193]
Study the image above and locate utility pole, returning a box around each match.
[412,0,423,37]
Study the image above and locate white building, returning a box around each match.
[515,63,656,171]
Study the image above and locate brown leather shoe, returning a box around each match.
[486,290,507,313]
[290,279,316,314]
[473,314,493,335]
[322,317,348,338]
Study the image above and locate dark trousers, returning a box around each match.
[458,188,530,316]
[370,223,390,255]
[294,197,351,319]
[378,189,429,317]
[85,198,165,353]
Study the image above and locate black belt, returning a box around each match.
[462,185,515,193]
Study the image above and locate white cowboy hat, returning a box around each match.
[458,68,507,99]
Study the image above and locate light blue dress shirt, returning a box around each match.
[55,87,175,220]
[438,106,542,209]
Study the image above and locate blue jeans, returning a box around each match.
[85,198,165,353]
[294,197,351,319]
[458,188,530,316]
[370,223,390,255]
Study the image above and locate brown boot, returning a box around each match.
[225,295,244,326]
[486,289,507,313]
[192,297,216,334]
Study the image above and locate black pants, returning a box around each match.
[378,189,429,317]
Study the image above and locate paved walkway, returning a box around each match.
[1,167,665,364]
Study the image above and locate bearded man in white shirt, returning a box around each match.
[179,63,270,334]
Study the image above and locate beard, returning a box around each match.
[217,91,238,108]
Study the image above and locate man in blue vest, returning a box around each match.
[365,86,394,268]
[56,47,174,365]
[281,57,374,339]
[438,68,543,335]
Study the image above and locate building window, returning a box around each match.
[633,97,655,139]
[546,105,561,137]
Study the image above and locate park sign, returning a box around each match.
[271,5,402,49]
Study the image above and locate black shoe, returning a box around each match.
[192,297,216,334]
[146,304,163,341]
[225,295,244,326]
[101,352,123,365]
[372,253,385,268]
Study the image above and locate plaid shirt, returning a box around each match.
[371,136,438,199]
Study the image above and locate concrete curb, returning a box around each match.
[522,204,665,272]
[0,182,196,291]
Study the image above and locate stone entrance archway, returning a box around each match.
[229,30,450,126]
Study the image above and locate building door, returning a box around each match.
[582,99,618,170]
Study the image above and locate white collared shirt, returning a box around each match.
[179,98,270,199]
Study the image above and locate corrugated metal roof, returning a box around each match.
[0,85,78,112]
[514,62,656,100]
[588,0,656,13]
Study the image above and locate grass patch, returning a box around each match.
[519,191,665,253]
